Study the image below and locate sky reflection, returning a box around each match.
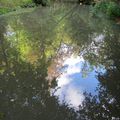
[55,55,99,108]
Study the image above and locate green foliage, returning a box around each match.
[20,2,36,8]
[106,1,120,17]
[0,0,32,7]
[0,0,34,15]
[0,8,11,15]
[92,1,120,18]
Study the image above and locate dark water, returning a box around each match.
[0,3,120,120]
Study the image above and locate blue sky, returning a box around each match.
[55,55,100,108]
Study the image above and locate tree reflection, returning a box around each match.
[0,3,120,120]
[0,39,77,120]
[78,27,120,119]
[0,16,78,120]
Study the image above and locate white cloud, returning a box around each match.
[57,55,84,87]
[57,75,72,86]
[54,54,99,108]
[55,85,84,108]
[63,55,84,66]
[65,86,84,108]
[55,55,85,108]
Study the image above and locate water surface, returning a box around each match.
[0,3,120,120]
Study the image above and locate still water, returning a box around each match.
[0,3,120,120]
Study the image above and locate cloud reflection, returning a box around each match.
[55,55,99,108]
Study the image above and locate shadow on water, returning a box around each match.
[0,3,120,120]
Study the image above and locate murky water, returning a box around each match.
[0,3,120,120]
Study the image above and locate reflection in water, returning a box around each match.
[0,3,120,120]
[55,55,99,108]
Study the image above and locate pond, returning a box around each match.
[0,3,120,120]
